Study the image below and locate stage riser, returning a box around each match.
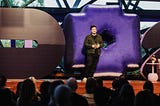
[6,80,160,95]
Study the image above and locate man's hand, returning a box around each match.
[92,44,96,49]
[92,44,100,49]
[96,43,100,48]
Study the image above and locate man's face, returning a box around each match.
[91,27,97,35]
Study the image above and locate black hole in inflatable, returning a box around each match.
[100,29,115,48]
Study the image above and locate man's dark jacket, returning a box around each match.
[84,34,104,55]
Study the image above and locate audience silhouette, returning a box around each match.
[1,75,160,106]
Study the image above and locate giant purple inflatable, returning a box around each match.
[63,5,141,77]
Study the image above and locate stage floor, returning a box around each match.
[6,79,160,95]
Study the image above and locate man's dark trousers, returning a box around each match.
[84,54,99,77]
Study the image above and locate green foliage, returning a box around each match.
[16,40,24,48]
[32,40,38,48]
[1,40,11,47]
[0,0,44,8]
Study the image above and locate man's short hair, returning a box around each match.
[0,74,7,87]
[66,77,77,91]
[90,25,97,30]
[85,77,97,93]
[143,81,153,93]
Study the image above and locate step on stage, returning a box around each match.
[6,79,160,95]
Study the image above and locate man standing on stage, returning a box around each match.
[83,25,104,78]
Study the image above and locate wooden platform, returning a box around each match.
[6,79,160,95]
